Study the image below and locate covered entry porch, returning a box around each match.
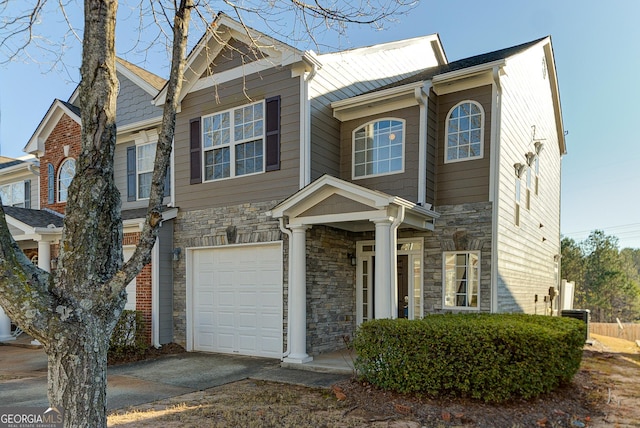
[268,175,439,365]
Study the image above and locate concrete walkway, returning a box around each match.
[0,343,351,410]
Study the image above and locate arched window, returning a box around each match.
[58,158,76,203]
[445,101,484,163]
[353,118,404,179]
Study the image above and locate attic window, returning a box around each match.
[445,101,484,163]
[352,118,404,179]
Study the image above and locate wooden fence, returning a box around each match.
[589,322,640,342]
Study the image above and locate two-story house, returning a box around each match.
[162,14,565,365]
[6,58,177,347]
[0,155,42,340]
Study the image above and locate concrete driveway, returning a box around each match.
[0,344,349,410]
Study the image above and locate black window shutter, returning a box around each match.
[126,146,136,201]
[190,118,202,184]
[24,180,31,209]
[164,165,171,197]
[47,164,54,204]
[265,95,281,172]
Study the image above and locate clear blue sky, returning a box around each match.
[1,0,639,249]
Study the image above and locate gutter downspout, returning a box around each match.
[279,217,293,358]
[415,84,431,206]
[490,66,503,313]
[389,205,405,318]
[300,58,319,189]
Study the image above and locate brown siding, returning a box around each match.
[435,85,492,206]
[202,38,262,76]
[175,66,301,211]
[426,89,437,205]
[338,106,420,202]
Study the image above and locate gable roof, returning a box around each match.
[380,37,546,89]
[154,12,310,106]
[23,99,82,156]
[116,57,167,95]
[3,206,64,229]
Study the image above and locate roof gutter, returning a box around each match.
[432,59,506,85]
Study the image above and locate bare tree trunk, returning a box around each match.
[47,319,113,427]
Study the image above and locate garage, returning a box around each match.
[190,243,283,358]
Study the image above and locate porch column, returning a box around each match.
[373,219,393,319]
[37,240,51,273]
[284,224,312,364]
[0,306,15,342]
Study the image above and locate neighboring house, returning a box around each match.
[0,155,41,340]
[162,14,565,364]
[4,58,176,346]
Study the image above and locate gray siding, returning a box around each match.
[116,72,164,128]
[158,219,174,344]
[435,85,493,206]
[338,106,420,202]
[310,103,342,180]
[494,44,562,314]
[175,66,301,211]
[114,140,170,211]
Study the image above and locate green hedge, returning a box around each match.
[109,310,147,360]
[353,313,585,402]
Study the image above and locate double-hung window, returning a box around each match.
[353,119,404,179]
[0,181,28,208]
[202,101,264,181]
[445,101,484,163]
[443,251,479,309]
[136,142,156,199]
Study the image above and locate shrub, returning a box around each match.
[353,313,585,402]
[109,310,147,361]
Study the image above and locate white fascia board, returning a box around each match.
[116,62,161,98]
[190,57,284,93]
[117,116,163,137]
[288,210,390,227]
[24,100,81,155]
[389,196,439,219]
[331,82,426,121]
[0,162,34,175]
[432,59,506,84]
[5,216,36,235]
[542,40,566,155]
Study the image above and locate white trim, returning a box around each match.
[151,240,160,347]
[351,118,406,180]
[490,67,503,313]
[201,100,266,182]
[442,250,481,311]
[24,100,81,156]
[57,157,76,203]
[191,58,281,94]
[355,237,423,324]
[117,116,163,136]
[432,59,506,85]
[415,84,430,205]
[185,241,284,354]
[443,100,485,164]
[116,59,163,98]
[331,82,424,122]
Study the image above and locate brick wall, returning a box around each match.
[39,113,154,343]
[40,114,81,214]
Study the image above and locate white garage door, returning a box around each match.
[191,243,283,358]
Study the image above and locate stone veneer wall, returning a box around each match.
[305,225,356,355]
[172,201,284,347]
[172,201,358,355]
[423,201,494,313]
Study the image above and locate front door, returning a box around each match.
[356,239,423,324]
